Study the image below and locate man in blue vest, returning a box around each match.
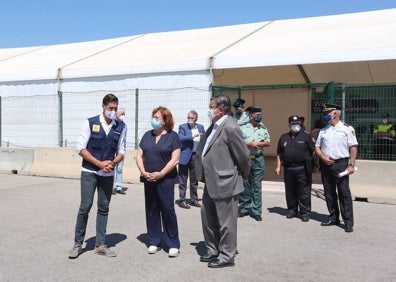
[69,93,126,259]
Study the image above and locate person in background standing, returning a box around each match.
[311,119,326,172]
[299,116,306,132]
[113,108,127,195]
[275,115,315,222]
[177,110,205,209]
[232,98,250,126]
[69,93,126,259]
[373,113,395,160]
[136,106,181,257]
[238,107,270,221]
[315,104,358,233]
[195,95,250,268]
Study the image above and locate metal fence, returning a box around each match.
[313,83,396,161]
[0,87,212,149]
[2,83,395,161]
[213,83,396,161]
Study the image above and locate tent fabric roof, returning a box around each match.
[1,8,396,82]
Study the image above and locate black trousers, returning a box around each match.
[283,166,311,217]
[319,158,354,227]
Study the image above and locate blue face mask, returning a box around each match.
[151,118,161,129]
[323,114,332,123]
[253,115,262,123]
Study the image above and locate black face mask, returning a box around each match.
[253,115,262,123]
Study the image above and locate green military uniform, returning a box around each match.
[239,122,270,218]
[235,111,250,126]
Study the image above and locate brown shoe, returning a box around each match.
[178,202,191,209]
[94,245,117,257]
[190,201,201,208]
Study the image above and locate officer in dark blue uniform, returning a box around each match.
[275,115,315,222]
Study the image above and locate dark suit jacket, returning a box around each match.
[195,116,250,199]
[178,123,205,165]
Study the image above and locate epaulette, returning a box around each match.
[343,123,350,127]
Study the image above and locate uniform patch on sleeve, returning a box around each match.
[92,124,100,132]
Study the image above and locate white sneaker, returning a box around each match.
[147,245,161,254]
[168,248,179,257]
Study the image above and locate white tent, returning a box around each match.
[1,8,396,88]
[1,8,396,148]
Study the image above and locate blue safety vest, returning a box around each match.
[82,115,124,171]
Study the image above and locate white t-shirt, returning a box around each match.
[315,121,358,159]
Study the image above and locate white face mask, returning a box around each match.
[383,119,388,124]
[208,109,215,120]
[291,124,301,133]
[105,109,117,120]
[119,115,125,122]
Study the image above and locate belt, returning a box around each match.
[334,157,348,163]
[284,162,304,168]
[250,154,263,159]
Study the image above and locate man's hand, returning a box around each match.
[321,155,335,166]
[101,160,115,173]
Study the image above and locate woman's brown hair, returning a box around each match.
[152,106,174,131]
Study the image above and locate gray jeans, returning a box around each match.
[74,171,114,246]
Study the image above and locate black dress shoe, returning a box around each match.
[199,254,218,262]
[208,258,235,268]
[116,190,126,195]
[321,220,340,226]
[345,225,354,232]
[190,201,202,208]
[238,211,249,217]
[301,217,309,222]
[251,215,262,221]
[286,214,295,219]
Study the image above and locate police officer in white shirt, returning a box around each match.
[315,103,358,233]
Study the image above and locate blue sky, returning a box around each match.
[1,0,395,48]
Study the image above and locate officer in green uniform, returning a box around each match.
[238,107,270,221]
[232,98,250,126]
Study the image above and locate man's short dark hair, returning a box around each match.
[102,93,118,106]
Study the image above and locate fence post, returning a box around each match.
[0,96,2,147]
[341,83,346,118]
[325,81,336,103]
[58,91,63,147]
[134,88,139,149]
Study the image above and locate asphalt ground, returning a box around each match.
[1,174,395,282]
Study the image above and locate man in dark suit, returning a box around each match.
[177,110,205,208]
[195,95,250,268]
